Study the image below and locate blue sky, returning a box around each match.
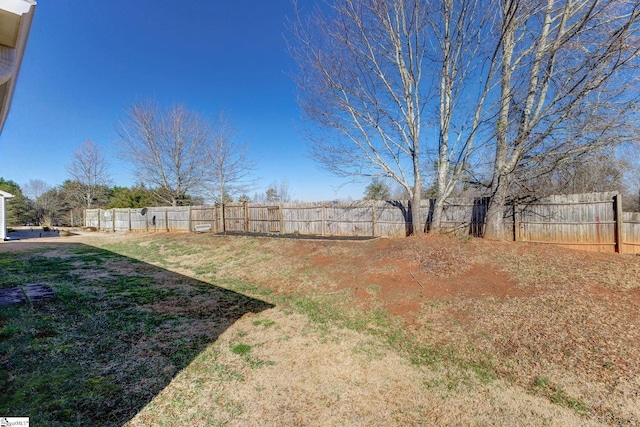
[0,0,365,201]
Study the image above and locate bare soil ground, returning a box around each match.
[4,230,639,426]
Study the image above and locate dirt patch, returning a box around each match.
[289,235,533,324]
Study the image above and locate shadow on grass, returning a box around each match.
[0,242,273,426]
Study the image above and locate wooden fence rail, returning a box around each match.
[84,191,640,254]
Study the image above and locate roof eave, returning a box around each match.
[0,0,36,135]
[0,189,15,198]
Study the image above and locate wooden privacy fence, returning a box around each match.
[85,199,488,238]
[622,211,640,255]
[84,191,640,254]
[514,192,626,253]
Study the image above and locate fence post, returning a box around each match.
[128,209,132,231]
[221,203,226,233]
[513,202,519,242]
[322,203,326,237]
[279,204,284,234]
[165,208,169,232]
[244,201,249,232]
[145,210,149,232]
[188,206,192,232]
[371,201,376,237]
[111,209,115,232]
[614,193,623,254]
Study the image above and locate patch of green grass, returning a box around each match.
[230,343,252,355]
[0,253,75,289]
[366,284,382,293]
[105,275,179,305]
[244,356,276,369]
[190,349,245,382]
[209,363,245,382]
[292,296,345,325]
[252,319,276,328]
[531,376,590,415]
[193,264,218,276]
[0,323,20,340]
[462,360,497,384]
[352,339,384,361]
[228,280,274,297]
[229,341,276,370]
[410,344,451,366]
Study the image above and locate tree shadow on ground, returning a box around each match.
[0,242,273,426]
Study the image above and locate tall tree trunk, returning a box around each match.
[219,168,224,205]
[431,196,446,233]
[431,140,451,233]
[410,153,423,235]
[485,0,515,241]
[410,189,422,235]
[484,173,509,240]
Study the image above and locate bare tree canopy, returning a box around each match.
[427,0,497,232]
[253,178,294,203]
[205,111,256,204]
[23,179,63,226]
[23,178,51,203]
[290,0,429,234]
[116,101,210,206]
[65,140,112,208]
[483,0,640,239]
[291,0,640,238]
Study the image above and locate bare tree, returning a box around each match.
[65,140,112,208]
[428,0,504,232]
[23,179,50,204]
[263,178,294,203]
[23,179,63,226]
[278,178,294,203]
[622,142,640,211]
[292,0,639,238]
[205,112,256,204]
[483,0,640,239]
[116,101,210,206]
[290,0,429,234]
[515,151,626,198]
[290,0,505,234]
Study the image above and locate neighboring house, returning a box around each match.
[0,190,14,240]
[0,0,36,134]
[0,0,36,239]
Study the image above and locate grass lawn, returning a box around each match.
[1,232,639,426]
[0,242,271,426]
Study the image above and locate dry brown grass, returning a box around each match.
[21,230,639,426]
[129,308,600,427]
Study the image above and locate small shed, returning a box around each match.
[0,189,14,240]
